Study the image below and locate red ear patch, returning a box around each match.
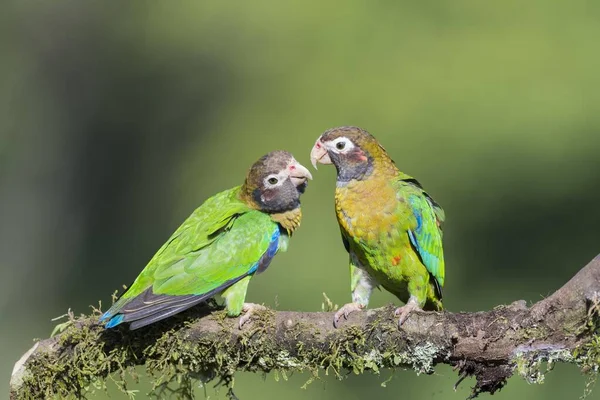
[392,255,402,266]
[357,149,368,162]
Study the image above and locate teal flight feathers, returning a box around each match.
[310,126,445,327]
[100,150,312,330]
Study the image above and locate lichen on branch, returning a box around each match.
[9,255,600,400]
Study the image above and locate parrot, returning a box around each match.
[310,126,445,327]
[100,150,312,330]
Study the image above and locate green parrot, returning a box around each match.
[100,150,312,330]
[310,126,445,327]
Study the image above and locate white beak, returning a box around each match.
[310,138,332,169]
[288,159,312,186]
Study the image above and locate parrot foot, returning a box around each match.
[394,298,421,327]
[333,302,365,328]
[238,303,266,329]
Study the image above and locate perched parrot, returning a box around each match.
[310,126,445,327]
[100,150,312,330]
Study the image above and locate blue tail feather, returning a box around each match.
[104,314,124,328]
[99,310,113,322]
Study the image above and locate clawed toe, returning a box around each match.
[394,300,420,327]
[238,303,266,329]
[333,302,364,328]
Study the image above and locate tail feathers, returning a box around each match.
[128,299,207,330]
[101,289,210,329]
[118,292,204,322]
[431,273,443,300]
[101,274,250,329]
[99,297,130,324]
[105,314,125,328]
[100,311,112,322]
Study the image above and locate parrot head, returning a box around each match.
[310,126,393,182]
[242,150,312,213]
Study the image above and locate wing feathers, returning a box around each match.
[105,273,251,329]
[101,191,280,329]
[403,184,445,292]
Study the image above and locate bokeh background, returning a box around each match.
[2,1,600,399]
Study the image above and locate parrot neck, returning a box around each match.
[372,155,399,178]
[336,155,398,186]
[238,185,302,233]
[270,208,302,235]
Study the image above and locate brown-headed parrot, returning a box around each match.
[100,150,312,330]
[310,126,445,327]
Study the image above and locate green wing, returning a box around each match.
[102,186,279,327]
[151,186,251,266]
[397,178,445,291]
[150,210,277,295]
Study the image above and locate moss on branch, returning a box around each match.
[9,255,600,400]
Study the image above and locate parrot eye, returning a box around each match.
[330,137,354,153]
[264,174,283,187]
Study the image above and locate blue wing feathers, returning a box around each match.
[407,195,444,288]
[407,229,418,250]
[253,228,280,274]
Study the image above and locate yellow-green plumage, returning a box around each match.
[336,172,444,310]
[311,126,445,326]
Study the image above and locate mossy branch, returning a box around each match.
[10,254,600,400]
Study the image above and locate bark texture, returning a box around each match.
[10,255,600,400]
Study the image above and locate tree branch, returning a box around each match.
[10,255,600,400]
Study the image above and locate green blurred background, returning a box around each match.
[2,0,600,399]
